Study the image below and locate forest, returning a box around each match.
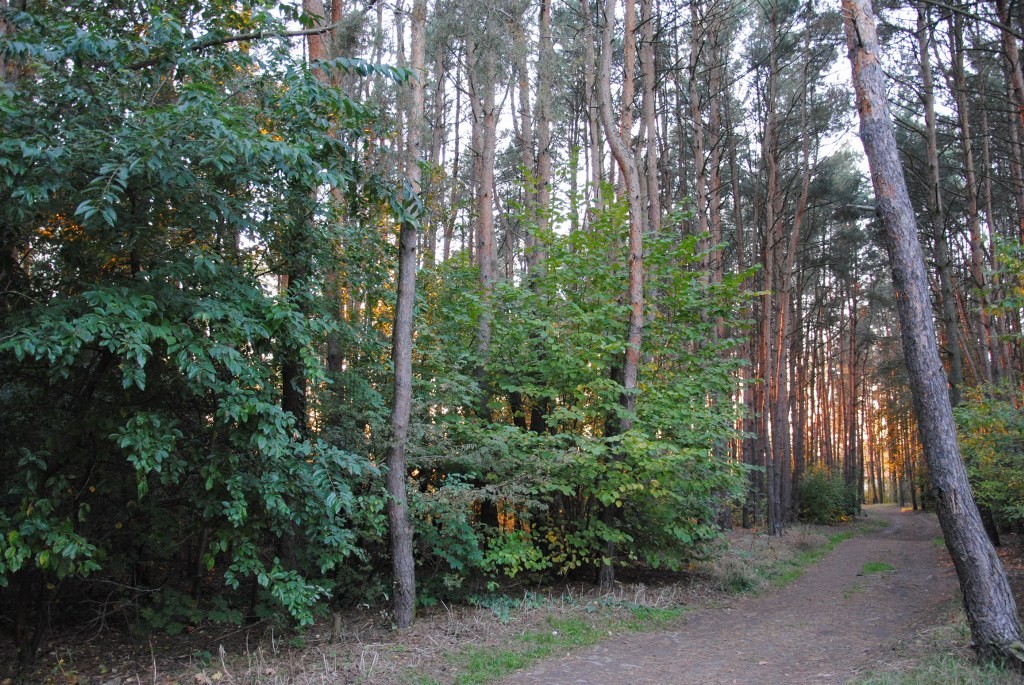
[3,0,1024,673]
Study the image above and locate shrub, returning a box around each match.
[797,467,858,524]
[955,384,1024,529]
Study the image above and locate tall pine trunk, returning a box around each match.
[384,0,424,630]
[595,0,647,589]
[843,0,1024,666]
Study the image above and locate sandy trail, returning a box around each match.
[499,505,957,685]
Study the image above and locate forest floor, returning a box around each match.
[497,504,958,685]
[7,504,1019,685]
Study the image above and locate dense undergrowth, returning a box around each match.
[0,3,751,667]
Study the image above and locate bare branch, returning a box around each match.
[920,0,1024,41]
[127,20,346,70]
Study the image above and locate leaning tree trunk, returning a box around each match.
[843,0,1024,667]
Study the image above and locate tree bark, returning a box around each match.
[639,0,660,233]
[946,12,995,384]
[843,0,1024,666]
[467,39,497,416]
[760,0,785,536]
[595,0,647,590]
[995,0,1024,244]
[689,0,709,250]
[535,0,553,253]
[582,0,604,208]
[384,0,424,631]
[918,3,964,406]
[425,46,448,270]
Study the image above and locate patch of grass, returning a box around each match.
[767,530,857,587]
[468,591,548,624]
[449,616,604,685]
[623,605,685,631]
[860,561,895,574]
[765,517,889,587]
[445,607,687,684]
[706,517,886,596]
[408,677,442,685]
[933,536,947,548]
[853,603,1020,685]
[855,654,1020,685]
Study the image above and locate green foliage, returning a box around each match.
[408,197,751,585]
[0,1,756,651]
[796,467,859,524]
[856,654,1021,685]
[0,0,407,640]
[955,384,1024,527]
[135,590,243,636]
[411,475,485,589]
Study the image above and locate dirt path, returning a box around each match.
[499,505,958,685]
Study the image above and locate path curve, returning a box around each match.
[500,505,958,685]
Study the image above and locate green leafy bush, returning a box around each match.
[0,1,408,658]
[955,385,1024,528]
[796,467,858,524]
[407,197,751,583]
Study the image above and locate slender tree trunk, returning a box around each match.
[596,0,646,589]
[843,0,1024,666]
[619,0,637,193]
[791,272,807,517]
[772,20,814,523]
[760,0,786,536]
[689,0,709,252]
[383,0,424,631]
[947,13,995,384]
[978,78,1011,382]
[918,4,964,406]
[425,47,448,270]
[535,0,553,249]
[996,0,1024,245]
[583,0,604,208]
[287,0,345,429]
[444,61,461,262]
[707,9,725,289]
[514,21,535,267]
[467,40,497,416]
[640,0,660,233]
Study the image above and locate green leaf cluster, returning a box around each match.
[955,385,1024,527]
[0,0,404,641]
[407,197,751,586]
[796,466,859,525]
